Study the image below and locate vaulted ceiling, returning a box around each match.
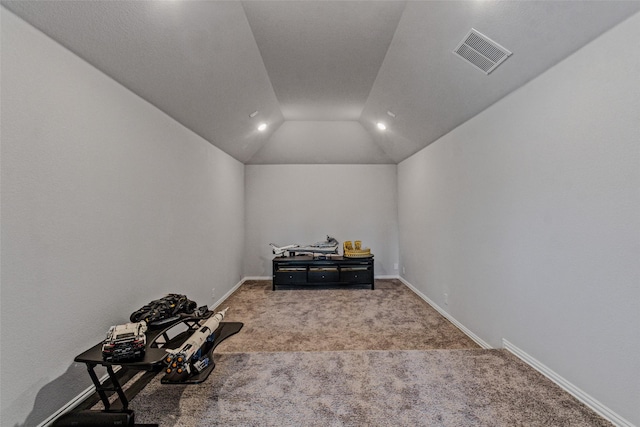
[3,1,639,164]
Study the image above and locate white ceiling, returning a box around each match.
[3,1,639,164]
[244,1,405,122]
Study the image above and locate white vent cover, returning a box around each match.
[453,29,512,74]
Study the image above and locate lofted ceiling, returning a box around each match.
[3,1,639,164]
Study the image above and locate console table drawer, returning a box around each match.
[340,268,372,283]
[272,255,374,290]
[274,270,307,284]
[308,268,339,283]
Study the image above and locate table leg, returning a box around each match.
[106,365,129,410]
[85,363,111,411]
[84,363,130,411]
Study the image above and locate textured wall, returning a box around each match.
[244,164,399,278]
[1,9,244,426]
[398,13,640,425]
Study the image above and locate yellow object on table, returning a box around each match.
[343,240,371,258]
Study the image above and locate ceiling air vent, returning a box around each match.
[453,29,512,75]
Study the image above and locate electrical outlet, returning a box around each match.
[444,293,449,305]
[394,263,398,270]
[402,266,406,275]
[211,287,216,299]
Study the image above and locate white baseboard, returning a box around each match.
[397,278,633,426]
[41,277,253,427]
[397,277,492,349]
[38,367,121,427]
[211,277,251,309]
[503,340,633,427]
[242,276,271,281]
[375,275,399,279]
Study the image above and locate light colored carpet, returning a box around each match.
[129,349,610,427]
[216,279,479,352]
[104,279,609,426]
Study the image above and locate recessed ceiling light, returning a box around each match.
[376,122,387,131]
[249,111,259,118]
[257,123,267,131]
[386,111,396,118]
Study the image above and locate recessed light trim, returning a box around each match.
[376,122,387,131]
[257,123,267,131]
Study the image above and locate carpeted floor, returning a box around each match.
[109,279,610,426]
[216,279,479,352]
[130,349,610,427]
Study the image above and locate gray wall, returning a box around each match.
[3,3,638,426]
[245,164,399,277]
[398,13,640,426]
[1,9,245,426]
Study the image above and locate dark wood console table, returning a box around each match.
[272,255,374,290]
